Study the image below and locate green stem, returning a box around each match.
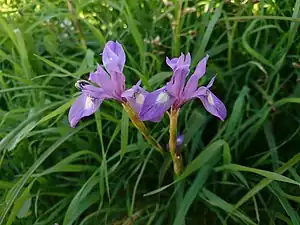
[168,108,183,176]
[122,103,164,154]
[172,0,183,56]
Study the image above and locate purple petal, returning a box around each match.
[139,87,174,122]
[166,53,191,71]
[88,65,115,95]
[197,89,227,121]
[102,41,126,73]
[68,93,103,127]
[110,71,125,98]
[149,116,163,122]
[166,65,190,98]
[78,84,107,99]
[89,65,111,86]
[184,55,209,98]
[166,56,179,71]
[121,81,148,113]
[207,75,216,88]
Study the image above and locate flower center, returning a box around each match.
[84,96,94,109]
[156,91,170,104]
[207,92,215,106]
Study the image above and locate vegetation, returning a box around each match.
[0,0,300,224]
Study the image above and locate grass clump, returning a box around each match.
[0,0,300,224]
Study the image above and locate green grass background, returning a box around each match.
[1,0,300,224]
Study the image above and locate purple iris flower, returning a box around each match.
[68,41,148,127]
[139,53,227,122]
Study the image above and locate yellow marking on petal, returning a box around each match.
[84,96,94,109]
[207,92,215,105]
[156,92,169,103]
[136,93,145,105]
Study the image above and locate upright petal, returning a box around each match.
[184,55,209,98]
[166,53,191,98]
[102,41,126,73]
[206,75,216,88]
[68,93,103,127]
[166,53,191,71]
[166,65,189,97]
[166,56,180,71]
[89,65,111,87]
[139,87,175,122]
[196,88,227,121]
[121,80,148,113]
[110,71,125,98]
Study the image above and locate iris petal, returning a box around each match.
[184,55,209,98]
[166,65,189,97]
[121,81,148,113]
[196,89,227,121]
[139,87,174,122]
[68,94,103,127]
[102,41,126,73]
[89,65,114,94]
[110,71,125,97]
[166,53,191,98]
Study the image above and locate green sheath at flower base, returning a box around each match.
[122,103,164,154]
[168,108,184,175]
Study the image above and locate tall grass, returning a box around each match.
[0,0,300,224]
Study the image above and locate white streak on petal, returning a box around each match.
[156,92,169,104]
[136,93,145,105]
[84,96,94,109]
[207,92,215,105]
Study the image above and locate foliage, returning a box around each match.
[0,0,300,224]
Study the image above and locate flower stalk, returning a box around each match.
[168,107,183,175]
[122,102,164,154]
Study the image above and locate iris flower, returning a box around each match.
[139,53,227,122]
[68,41,147,127]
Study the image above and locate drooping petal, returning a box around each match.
[68,93,103,127]
[196,89,227,121]
[102,41,126,73]
[121,80,148,113]
[184,55,209,98]
[139,87,175,122]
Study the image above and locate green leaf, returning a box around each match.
[192,2,224,65]
[178,140,228,181]
[215,163,300,186]
[0,122,93,224]
[121,108,129,158]
[173,164,213,225]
